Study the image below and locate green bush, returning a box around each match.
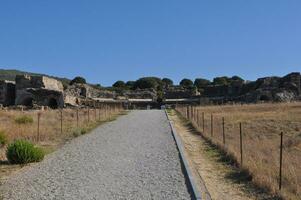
[6,140,44,164]
[72,127,88,137]
[72,129,81,137]
[80,127,87,135]
[0,131,7,147]
[15,115,34,124]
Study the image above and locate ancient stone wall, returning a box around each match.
[15,75,64,108]
[15,75,63,91]
[0,80,15,106]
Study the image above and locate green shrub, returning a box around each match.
[6,140,44,164]
[72,129,81,137]
[72,127,88,137]
[80,127,87,135]
[0,131,7,147]
[15,115,34,124]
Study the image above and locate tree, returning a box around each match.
[213,76,229,86]
[70,76,86,85]
[125,81,135,89]
[194,78,211,88]
[133,77,162,90]
[230,75,244,83]
[180,78,193,89]
[162,78,173,88]
[113,80,126,88]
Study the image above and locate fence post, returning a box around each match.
[202,112,205,133]
[211,113,213,137]
[197,110,200,128]
[240,122,243,167]
[186,106,189,119]
[279,132,283,190]
[222,117,225,145]
[76,108,79,128]
[94,107,97,121]
[60,109,63,134]
[88,108,90,122]
[37,112,41,142]
[98,108,100,121]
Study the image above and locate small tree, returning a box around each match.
[133,77,162,90]
[213,76,229,86]
[125,81,135,89]
[162,78,173,88]
[180,78,193,89]
[70,76,86,85]
[230,75,244,83]
[113,80,126,88]
[194,78,211,89]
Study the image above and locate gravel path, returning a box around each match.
[0,110,192,200]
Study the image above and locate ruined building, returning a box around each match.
[15,75,64,108]
[0,72,300,109]
[0,80,15,106]
[200,72,301,103]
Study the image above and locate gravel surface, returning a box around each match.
[0,110,192,200]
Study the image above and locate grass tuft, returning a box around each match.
[14,115,34,124]
[0,131,8,147]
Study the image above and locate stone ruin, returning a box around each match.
[0,72,300,109]
[15,75,64,108]
[200,72,301,104]
[0,80,15,106]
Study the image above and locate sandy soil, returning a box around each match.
[168,110,276,200]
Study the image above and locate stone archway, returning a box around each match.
[48,98,58,109]
[259,94,270,101]
[21,97,34,107]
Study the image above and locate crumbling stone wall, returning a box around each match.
[15,75,64,108]
[123,89,157,100]
[201,72,301,103]
[164,86,196,99]
[0,80,15,106]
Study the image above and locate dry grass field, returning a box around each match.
[0,105,124,162]
[176,102,301,200]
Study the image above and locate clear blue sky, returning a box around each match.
[0,1,300,86]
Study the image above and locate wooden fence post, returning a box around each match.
[202,112,205,133]
[240,122,243,166]
[222,117,225,145]
[76,108,79,128]
[211,114,213,137]
[279,132,283,190]
[186,106,189,119]
[98,108,100,121]
[197,110,200,127]
[88,108,90,122]
[60,109,63,134]
[37,112,41,142]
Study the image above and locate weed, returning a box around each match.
[15,115,34,124]
[0,131,7,147]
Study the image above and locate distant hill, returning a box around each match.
[0,69,71,86]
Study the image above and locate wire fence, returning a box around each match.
[0,103,124,144]
[175,103,301,199]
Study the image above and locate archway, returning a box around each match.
[22,97,34,107]
[259,95,270,101]
[48,98,58,109]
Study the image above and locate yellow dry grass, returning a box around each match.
[176,102,301,200]
[0,106,123,160]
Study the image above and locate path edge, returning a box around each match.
[164,109,203,200]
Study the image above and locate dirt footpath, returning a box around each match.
[168,110,273,200]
